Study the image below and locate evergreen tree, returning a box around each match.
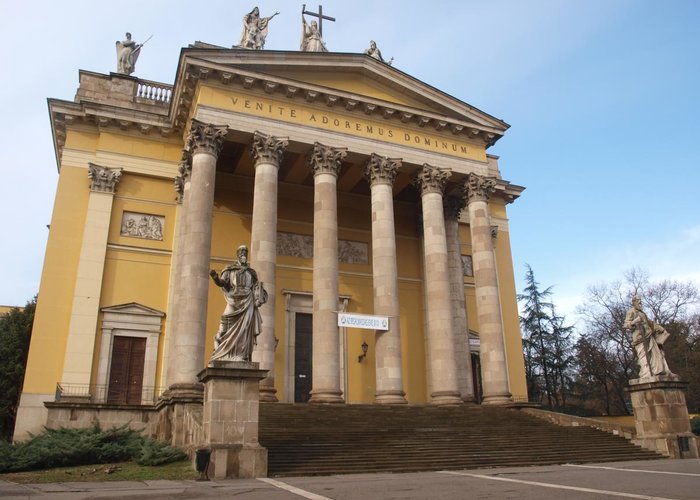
[518,265,574,410]
[0,297,35,441]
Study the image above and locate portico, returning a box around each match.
[16,45,527,442]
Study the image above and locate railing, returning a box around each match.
[55,383,165,405]
[135,80,172,104]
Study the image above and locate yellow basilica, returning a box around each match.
[15,35,527,441]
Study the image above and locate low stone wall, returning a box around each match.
[519,408,636,440]
[44,402,158,436]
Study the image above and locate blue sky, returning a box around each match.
[1,0,698,323]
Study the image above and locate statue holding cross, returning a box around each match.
[300,4,335,52]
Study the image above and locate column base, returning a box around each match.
[259,381,278,403]
[309,389,344,404]
[430,391,463,406]
[481,393,513,406]
[374,390,408,405]
[461,395,477,404]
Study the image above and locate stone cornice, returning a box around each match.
[250,131,289,165]
[307,142,347,177]
[171,55,505,148]
[364,153,401,187]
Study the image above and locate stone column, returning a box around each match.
[365,154,407,405]
[169,119,228,390]
[60,164,121,391]
[307,142,347,404]
[163,154,191,388]
[249,131,288,403]
[464,172,511,405]
[444,195,476,403]
[412,164,462,405]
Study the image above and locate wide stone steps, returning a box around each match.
[259,403,661,476]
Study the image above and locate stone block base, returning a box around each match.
[208,444,268,479]
[627,376,698,458]
[633,436,698,459]
[197,361,268,478]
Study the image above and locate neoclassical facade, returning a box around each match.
[16,46,526,439]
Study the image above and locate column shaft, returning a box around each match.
[413,165,462,405]
[366,154,406,404]
[465,173,511,405]
[308,143,346,404]
[444,201,476,403]
[170,120,227,388]
[249,132,288,403]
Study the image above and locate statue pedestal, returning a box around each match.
[197,361,268,478]
[627,375,698,458]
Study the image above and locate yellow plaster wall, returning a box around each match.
[99,249,171,387]
[23,165,89,393]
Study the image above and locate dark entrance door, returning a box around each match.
[294,313,313,403]
[107,336,146,404]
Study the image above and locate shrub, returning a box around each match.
[0,425,185,473]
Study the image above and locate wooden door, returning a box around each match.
[294,313,313,403]
[107,336,146,404]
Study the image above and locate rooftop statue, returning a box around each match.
[238,6,279,50]
[624,295,674,379]
[115,32,149,75]
[364,40,392,65]
[209,245,268,363]
[300,7,328,52]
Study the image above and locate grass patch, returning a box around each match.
[0,459,196,484]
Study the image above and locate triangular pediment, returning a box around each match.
[101,302,164,317]
[173,48,508,139]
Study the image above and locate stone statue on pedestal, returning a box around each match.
[364,40,392,65]
[115,32,146,75]
[209,245,268,362]
[624,295,673,379]
[238,6,279,50]
[300,12,327,52]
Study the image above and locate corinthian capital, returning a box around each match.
[174,151,191,203]
[444,194,466,220]
[464,172,497,202]
[186,119,228,157]
[251,131,289,166]
[364,153,401,186]
[307,142,347,177]
[88,163,122,193]
[411,163,451,196]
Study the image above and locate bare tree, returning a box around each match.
[576,268,699,413]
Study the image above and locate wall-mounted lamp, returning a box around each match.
[358,341,368,362]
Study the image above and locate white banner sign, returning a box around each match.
[338,313,389,331]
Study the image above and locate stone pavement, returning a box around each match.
[1,459,699,499]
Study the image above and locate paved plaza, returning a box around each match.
[1,459,698,499]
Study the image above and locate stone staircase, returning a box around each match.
[259,403,662,477]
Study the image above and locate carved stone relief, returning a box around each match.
[461,255,473,277]
[121,212,164,241]
[277,231,368,264]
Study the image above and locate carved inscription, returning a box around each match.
[121,212,164,241]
